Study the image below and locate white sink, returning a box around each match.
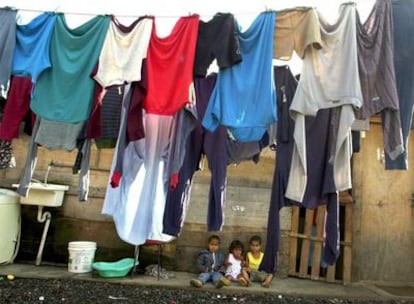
[12,182,69,207]
[12,181,70,266]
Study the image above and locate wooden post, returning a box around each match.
[288,206,300,276]
[299,209,314,278]
[311,205,326,280]
[342,202,353,284]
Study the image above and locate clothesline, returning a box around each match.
[3,0,376,20]
[5,6,272,19]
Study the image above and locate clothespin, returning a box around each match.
[342,1,357,6]
[54,5,61,14]
[263,5,273,13]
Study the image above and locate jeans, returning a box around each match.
[198,272,222,284]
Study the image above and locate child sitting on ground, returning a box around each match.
[220,239,251,287]
[242,235,273,288]
[189,235,230,288]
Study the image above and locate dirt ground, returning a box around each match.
[0,277,411,304]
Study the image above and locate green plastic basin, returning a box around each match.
[92,258,136,278]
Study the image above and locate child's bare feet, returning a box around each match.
[261,274,274,288]
[238,277,249,287]
[216,276,232,288]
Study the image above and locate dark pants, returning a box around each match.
[386,0,414,169]
[163,74,228,234]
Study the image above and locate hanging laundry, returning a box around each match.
[94,16,152,87]
[86,85,124,148]
[143,15,199,115]
[202,12,276,142]
[261,63,345,272]
[125,63,147,143]
[194,12,241,77]
[12,12,56,83]
[162,12,243,236]
[297,108,342,264]
[30,14,110,123]
[0,76,33,141]
[83,67,147,201]
[273,7,322,60]
[0,13,55,144]
[385,0,414,169]
[163,74,229,235]
[226,132,269,165]
[259,65,298,274]
[103,63,196,244]
[102,112,176,245]
[16,15,110,198]
[166,103,198,189]
[0,8,17,98]
[286,3,362,203]
[279,3,363,268]
[95,87,123,148]
[16,115,88,197]
[355,0,404,162]
[34,119,84,151]
[107,63,148,188]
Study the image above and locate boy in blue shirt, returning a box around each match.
[190,235,231,288]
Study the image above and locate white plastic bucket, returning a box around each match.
[0,189,21,264]
[67,241,97,273]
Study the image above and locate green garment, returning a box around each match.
[31,14,110,123]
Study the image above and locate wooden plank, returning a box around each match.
[299,209,314,278]
[288,206,300,276]
[326,264,336,283]
[288,232,324,242]
[289,201,354,284]
[288,233,351,247]
[342,204,353,284]
[311,205,326,280]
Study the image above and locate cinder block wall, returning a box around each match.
[0,132,291,276]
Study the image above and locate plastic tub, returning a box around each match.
[92,258,136,278]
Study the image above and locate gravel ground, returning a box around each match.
[0,278,412,304]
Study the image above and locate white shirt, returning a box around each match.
[94,17,153,87]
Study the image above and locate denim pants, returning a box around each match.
[198,272,222,284]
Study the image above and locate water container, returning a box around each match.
[0,189,21,264]
[68,241,97,273]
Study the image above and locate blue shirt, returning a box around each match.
[12,12,56,83]
[202,12,277,142]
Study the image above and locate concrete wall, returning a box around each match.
[0,132,291,275]
[2,121,413,283]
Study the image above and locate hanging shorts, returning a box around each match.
[274,7,322,60]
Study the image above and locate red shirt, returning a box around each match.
[143,15,199,115]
